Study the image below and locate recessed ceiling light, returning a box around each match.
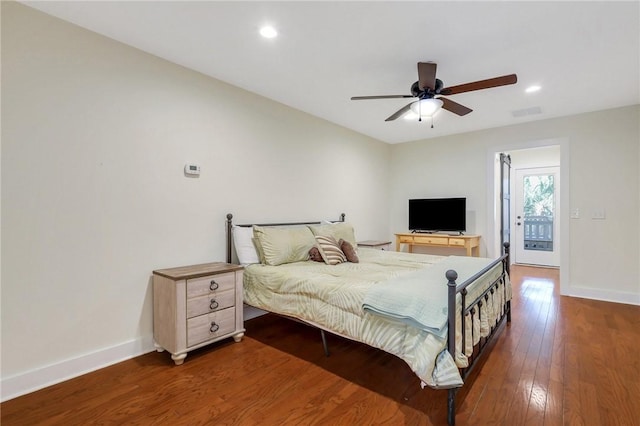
[525,85,541,93]
[259,26,278,39]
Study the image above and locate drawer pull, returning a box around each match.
[210,322,220,333]
[209,280,219,291]
[209,299,219,310]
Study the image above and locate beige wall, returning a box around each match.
[1,3,390,398]
[2,1,639,402]
[390,105,640,304]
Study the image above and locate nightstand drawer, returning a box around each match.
[187,272,236,298]
[187,307,236,347]
[186,289,235,319]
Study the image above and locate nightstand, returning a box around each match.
[152,262,245,365]
[357,240,392,251]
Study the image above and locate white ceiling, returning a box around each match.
[22,1,640,144]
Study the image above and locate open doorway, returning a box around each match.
[487,139,569,295]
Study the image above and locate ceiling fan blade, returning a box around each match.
[440,97,473,116]
[385,103,413,121]
[418,62,437,91]
[351,95,413,100]
[440,74,517,96]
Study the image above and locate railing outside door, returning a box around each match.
[523,215,553,251]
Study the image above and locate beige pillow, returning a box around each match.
[253,225,316,266]
[308,222,357,250]
[314,235,346,265]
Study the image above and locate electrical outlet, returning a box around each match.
[570,208,580,219]
[592,208,606,220]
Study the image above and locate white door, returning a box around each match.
[514,167,560,266]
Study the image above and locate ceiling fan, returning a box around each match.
[351,62,517,121]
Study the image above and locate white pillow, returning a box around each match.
[232,225,260,265]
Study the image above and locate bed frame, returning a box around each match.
[225,213,511,426]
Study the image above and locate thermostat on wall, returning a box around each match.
[184,164,200,176]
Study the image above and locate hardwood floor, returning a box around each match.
[2,265,639,425]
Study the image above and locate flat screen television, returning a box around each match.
[409,197,466,233]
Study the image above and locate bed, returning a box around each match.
[225,213,511,425]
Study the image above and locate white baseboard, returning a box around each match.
[3,307,268,402]
[568,285,640,306]
[1,335,155,402]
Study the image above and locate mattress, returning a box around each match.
[243,248,511,389]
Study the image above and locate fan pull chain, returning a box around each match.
[416,101,434,128]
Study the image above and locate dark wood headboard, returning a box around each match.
[225,213,345,264]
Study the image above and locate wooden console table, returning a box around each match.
[395,233,481,257]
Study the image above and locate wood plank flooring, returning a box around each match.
[2,265,639,425]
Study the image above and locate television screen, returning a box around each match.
[409,198,466,233]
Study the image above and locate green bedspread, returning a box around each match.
[243,248,510,389]
[362,255,503,338]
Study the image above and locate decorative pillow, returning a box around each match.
[339,239,359,263]
[253,225,316,266]
[232,225,260,265]
[308,222,358,251]
[315,235,346,265]
[308,246,324,262]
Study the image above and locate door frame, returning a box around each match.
[499,153,511,255]
[486,137,570,296]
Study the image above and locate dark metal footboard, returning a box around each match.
[445,242,511,425]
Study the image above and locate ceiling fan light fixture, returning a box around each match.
[409,98,444,117]
[259,25,278,39]
[351,62,516,121]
